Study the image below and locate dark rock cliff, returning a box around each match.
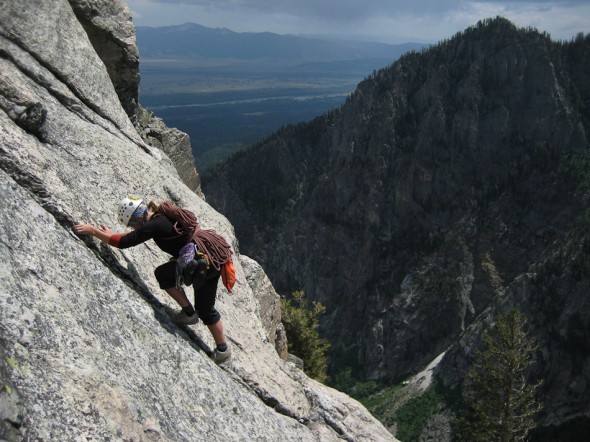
[203,18,590,435]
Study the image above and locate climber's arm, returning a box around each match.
[72,223,126,246]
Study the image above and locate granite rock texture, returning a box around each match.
[0,1,395,440]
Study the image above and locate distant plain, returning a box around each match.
[137,24,423,170]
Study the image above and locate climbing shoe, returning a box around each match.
[211,345,232,364]
[174,311,199,326]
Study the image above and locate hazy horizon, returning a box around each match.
[127,0,589,45]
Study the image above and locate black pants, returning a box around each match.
[154,261,221,325]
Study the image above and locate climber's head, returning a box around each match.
[118,197,148,227]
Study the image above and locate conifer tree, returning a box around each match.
[281,290,330,383]
[460,309,543,441]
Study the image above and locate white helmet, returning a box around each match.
[118,197,144,226]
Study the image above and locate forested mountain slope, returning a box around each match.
[203,18,590,437]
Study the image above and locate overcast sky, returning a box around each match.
[126,0,589,44]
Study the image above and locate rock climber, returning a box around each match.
[72,197,231,363]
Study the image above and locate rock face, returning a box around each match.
[203,19,590,436]
[0,1,395,441]
[68,0,140,117]
[66,0,202,195]
[240,255,289,359]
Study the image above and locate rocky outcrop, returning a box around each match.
[203,18,590,436]
[135,105,202,195]
[0,1,395,441]
[68,0,140,117]
[240,255,289,359]
[67,0,202,195]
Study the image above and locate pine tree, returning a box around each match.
[460,309,543,441]
[281,290,330,383]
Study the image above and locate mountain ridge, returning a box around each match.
[203,17,590,438]
[135,22,423,63]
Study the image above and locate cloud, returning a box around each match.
[147,0,589,13]
[127,0,590,43]
[142,0,460,21]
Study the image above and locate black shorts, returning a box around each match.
[154,261,221,325]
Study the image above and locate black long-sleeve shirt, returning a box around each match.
[110,215,190,257]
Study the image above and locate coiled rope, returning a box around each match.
[157,201,232,270]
